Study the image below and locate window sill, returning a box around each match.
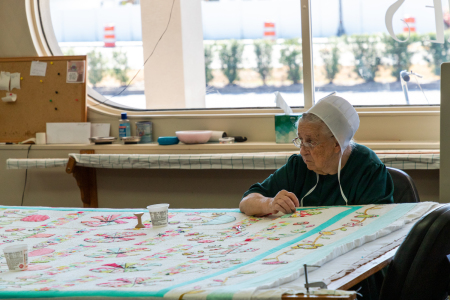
[0,141,439,154]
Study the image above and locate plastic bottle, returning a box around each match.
[119,112,131,138]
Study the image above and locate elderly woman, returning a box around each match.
[240,95,394,216]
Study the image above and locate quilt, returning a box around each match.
[0,203,436,299]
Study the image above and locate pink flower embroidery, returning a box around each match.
[21,215,50,222]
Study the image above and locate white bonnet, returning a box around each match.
[306,95,359,154]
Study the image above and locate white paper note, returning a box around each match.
[46,123,91,144]
[10,73,20,90]
[30,61,47,76]
[91,123,110,137]
[1,92,16,102]
[0,71,10,91]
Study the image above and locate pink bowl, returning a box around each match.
[175,131,212,144]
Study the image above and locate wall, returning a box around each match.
[0,0,38,57]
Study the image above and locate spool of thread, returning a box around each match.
[209,131,227,142]
[36,132,46,145]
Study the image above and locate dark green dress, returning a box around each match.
[243,143,394,206]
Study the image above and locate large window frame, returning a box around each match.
[28,0,440,150]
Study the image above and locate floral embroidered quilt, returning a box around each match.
[0,203,436,299]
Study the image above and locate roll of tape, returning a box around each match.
[210,131,227,142]
[36,132,46,145]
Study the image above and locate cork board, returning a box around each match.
[0,56,87,143]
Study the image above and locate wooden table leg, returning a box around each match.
[282,294,356,299]
[65,150,98,208]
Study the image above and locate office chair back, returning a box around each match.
[379,204,450,300]
[401,208,450,300]
[387,167,420,203]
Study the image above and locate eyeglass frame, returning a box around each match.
[292,135,335,150]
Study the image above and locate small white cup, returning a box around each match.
[147,203,170,228]
[36,132,46,145]
[3,244,28,271]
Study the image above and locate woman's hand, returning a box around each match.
[270,190,299,214]
[239,191,299,216]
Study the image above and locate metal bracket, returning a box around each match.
[303,264,327,294]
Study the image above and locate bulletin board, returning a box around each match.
[0,56,87,143]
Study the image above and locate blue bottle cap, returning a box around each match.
[121,112,127,120]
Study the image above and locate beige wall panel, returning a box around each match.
[356,114,439,144]
[0,149,29,206]
[0,0,38,57]
[407,170,440,203]
[96,169,273,209]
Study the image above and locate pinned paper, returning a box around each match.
[66,61,85,83]
[274,91,293,114]
[30,61,47,76]
[0,71,10,91]
[2,92,17,102]
[10,73,20,90]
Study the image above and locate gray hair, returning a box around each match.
[297,113,355,150]
[297,113,334,137]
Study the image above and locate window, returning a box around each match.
[311,0,446,106]
[48,0,145,109]
[45,0,304,110]
[41,0,443,111]
[202,0,304,109]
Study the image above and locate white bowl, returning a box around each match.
[175,131,212,144]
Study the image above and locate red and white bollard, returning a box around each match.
[104,25,116,47]
[403,17,416,33]
[263,22,276,40]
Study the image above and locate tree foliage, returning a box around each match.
[253,40,273,85]
[346,34,382,82]
[219,40,244,85]
[204,44,214,85]
[279,39,302,84]
[319,40,340,84]
[87,50,107,87]
[382,33,420,81]
[422,32,450,76]
[111,50,130,86]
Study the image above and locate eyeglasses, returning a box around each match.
[292,135,335,150]
[292,137,320,150]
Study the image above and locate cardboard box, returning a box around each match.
[275,114,302,143]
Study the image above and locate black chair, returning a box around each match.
[387,167,420,203]
[379,204,450,300]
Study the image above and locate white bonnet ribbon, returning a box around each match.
[338,154,348,205]
[300,173,319,207]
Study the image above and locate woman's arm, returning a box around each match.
[239,190,299,216]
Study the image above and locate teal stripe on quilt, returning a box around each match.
[206,203,417,300]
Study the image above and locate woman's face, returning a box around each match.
[297,121,341,175]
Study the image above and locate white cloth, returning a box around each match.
[307,95,359,155]
[305,95,360,205]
